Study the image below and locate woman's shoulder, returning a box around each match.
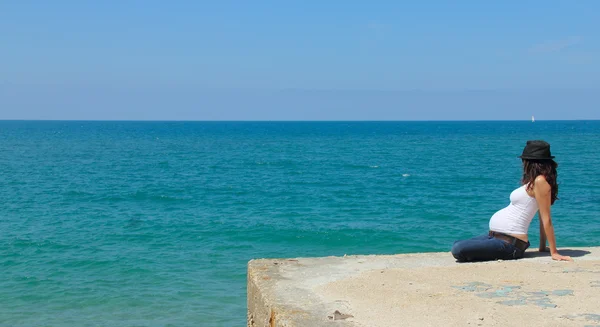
[532,175,551,191]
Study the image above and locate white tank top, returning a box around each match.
[489,185,539,235]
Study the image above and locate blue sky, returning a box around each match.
[1,1,598,120]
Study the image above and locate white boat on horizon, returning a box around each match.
[532,115,535,123]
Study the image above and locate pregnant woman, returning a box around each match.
[451,140,572,262]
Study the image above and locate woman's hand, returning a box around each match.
[551,253,573,261]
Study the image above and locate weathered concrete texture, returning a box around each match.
[247,247,600,327]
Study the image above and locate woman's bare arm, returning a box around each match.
[533,176,572,261]
[539,216,548,251]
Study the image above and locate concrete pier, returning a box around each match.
[247,247,600,327]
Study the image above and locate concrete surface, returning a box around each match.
[247,247,600,327]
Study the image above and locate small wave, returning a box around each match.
[92,191,192,203]
[131,191,192,202]
[63,190,94,197]
[254,160,298,167]
[344,164,378,169]
[402,174,410,177]
[125,218,145,228]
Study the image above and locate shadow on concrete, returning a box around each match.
[523,249,591,258]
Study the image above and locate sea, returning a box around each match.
[1,121,599,326]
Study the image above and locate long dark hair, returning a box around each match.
[522,159,558,204]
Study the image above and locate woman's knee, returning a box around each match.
[451,241,465,261]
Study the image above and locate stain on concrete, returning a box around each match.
[453,282,574,308]
[498,299,527,306]
[476,286,521,299]
[451,282,492,292]
[591,281,600,287]
[552,289,574,296]
[562,267,600,274]
[562,313,600,325]
[476,292,504,299]
[523,292,557,308]
[269,309,276,327]
[530,298,557,308]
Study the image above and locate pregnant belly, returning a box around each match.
[489,208,529,242]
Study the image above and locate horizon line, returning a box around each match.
[1,119,599,123]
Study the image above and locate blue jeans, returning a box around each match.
[451,234,530,262]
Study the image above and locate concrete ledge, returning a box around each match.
[247,247,600,327]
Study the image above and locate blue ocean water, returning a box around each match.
[1,121,599,326]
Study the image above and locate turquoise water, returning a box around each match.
[1,121,599,326]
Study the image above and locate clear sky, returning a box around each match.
[1,1,598,120]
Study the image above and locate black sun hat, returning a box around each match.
[518,140,555,160]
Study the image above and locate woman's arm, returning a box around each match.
[539,216,548,251]
[533,176,572,261]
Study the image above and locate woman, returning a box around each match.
[451,140,572,262]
